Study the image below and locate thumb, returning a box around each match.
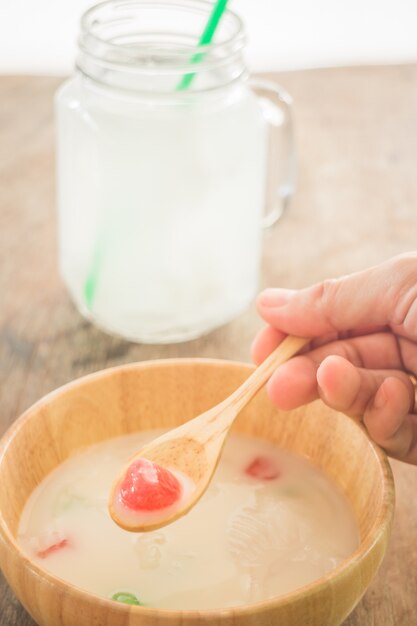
[256,254,417,338]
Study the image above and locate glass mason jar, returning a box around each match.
[55,0,295,343]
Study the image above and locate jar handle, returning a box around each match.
[249,78,296,228]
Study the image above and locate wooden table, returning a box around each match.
[1,65,417,625]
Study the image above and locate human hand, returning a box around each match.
[252,253,417,464]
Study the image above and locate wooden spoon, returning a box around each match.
[109,335,309,532]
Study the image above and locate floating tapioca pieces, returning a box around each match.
[245,456,281,480]
[119,458,182,511]
[111,591,143,606]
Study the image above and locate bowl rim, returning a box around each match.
[0,358,395,619]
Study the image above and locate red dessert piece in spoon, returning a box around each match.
[119,458,182,511]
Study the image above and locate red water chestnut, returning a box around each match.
[119,458,182,511]
[37,538,69,559]
[245,456,280,480]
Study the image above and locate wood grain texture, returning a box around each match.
[0,360,393,626]
[1,64,417,624]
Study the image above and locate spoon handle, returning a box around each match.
[140,336,309,450]
[226,335,309,415]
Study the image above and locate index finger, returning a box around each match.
[257,255,417,339]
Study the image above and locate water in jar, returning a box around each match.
[56,76,267,342]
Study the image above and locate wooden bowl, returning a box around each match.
[0,359,394,626]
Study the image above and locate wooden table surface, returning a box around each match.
[1,65,417,625]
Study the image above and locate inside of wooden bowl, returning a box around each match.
[0,360,391,548]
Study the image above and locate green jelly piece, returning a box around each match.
[111,592,142,606]
[52,489,86,517]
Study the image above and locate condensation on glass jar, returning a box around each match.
[55,0,295,343]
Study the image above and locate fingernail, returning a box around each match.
[373,384,386,409]
[258,288,295,307]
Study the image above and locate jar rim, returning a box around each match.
[79,0,246,65]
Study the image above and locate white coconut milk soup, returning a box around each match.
[18,431,359,610]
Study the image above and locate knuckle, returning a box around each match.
[386,255,417,334]
[314,278,342,332]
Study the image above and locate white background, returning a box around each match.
[1,0,416,74]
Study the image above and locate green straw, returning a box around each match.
[83,0,229,310]
[177,0,229,91]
